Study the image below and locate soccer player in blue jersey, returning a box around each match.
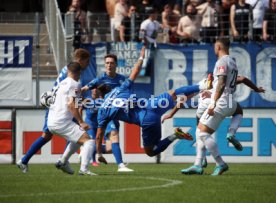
[95,47,212,162]
[17,48,91,173]
[81,53,134,172]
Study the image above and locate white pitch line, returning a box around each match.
[0,176,182,198]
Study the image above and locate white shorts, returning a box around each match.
[199,99,237,131]
[48,121,86,143]
[196,98,210,118]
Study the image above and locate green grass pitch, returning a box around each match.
[0,163,276,203]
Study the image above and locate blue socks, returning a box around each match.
[21,136,49,164]
[174,85,200,96]
[111,143,123,165]
[152,138,173,156]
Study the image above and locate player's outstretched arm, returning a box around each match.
[236,76,265,93]
[129,46,146,81]
[96,127,108,164]
[162,95,188,123]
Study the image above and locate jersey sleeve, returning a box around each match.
[68,81,81,98]
[215,58,228,76]
[51,66,67,92]
[119,78,133,90]
[87,77,99,90]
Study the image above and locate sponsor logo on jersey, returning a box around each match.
[218,66,225,73]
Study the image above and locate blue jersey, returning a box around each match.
[51,66,68,92]
[87,73,126,90]
[97,79,145,128]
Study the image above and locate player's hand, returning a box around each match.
[80,122,90,131]
[81,86,89,93]
[207,103,215,116]
[256,87,265,93]
[201,90,212,99]
[161,114,172,123]
[97,154,107,164]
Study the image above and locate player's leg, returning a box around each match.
[142,120,192,157]
[55,141,80,174]
[17,109,53,173]
[181,129,205,175]
[77,132,97,176]
[196,99,210,168]
[199,112,228,176]
[107,120,134,172]
[227,103,243,151]
[109,130,133,172]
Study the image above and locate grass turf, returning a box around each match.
[0,163,276,203]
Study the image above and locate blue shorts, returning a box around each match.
[85,117,98,139]
[141,92,175,147]
[105,120,120,138]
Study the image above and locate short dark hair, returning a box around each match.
[73,48,90,61]
[104,54,117,63]
[67,62,81,73]
[216,37,230,50]
[97,84,112,97]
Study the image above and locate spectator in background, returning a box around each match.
[162,4,181,43]
[246,0,269,41]
[85,0,108,43]
[230,0,252,42]
[196,0,222,43]
[106,0,118,42]
[137,0,154,20]
[152,0,175,13]
[67,0,88,49]
[140,7,162,75]
[220,0,236,37]
[177,3,201,43]
[113,0,128,41]
[263,0,276,41]
[120,5,141,42]
[184,0,212,14]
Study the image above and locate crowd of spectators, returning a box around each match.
[58,0,276,45]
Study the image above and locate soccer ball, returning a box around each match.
[40,91,54,107]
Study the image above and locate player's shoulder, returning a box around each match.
[116,73,126,80]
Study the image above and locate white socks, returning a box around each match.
[80,139,94,172]
[61,142,81,164]
[194,129,206,166]
[228,114,243,135]
[197,129,225,166]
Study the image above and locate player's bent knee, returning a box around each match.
[77,132,91,145]
[167,90,176,100]
[42,132,53,141]
[144,147,155,157]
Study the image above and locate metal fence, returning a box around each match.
[63,11,276,44]
[44,0,73,72]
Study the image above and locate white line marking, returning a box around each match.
[0,176,182,198]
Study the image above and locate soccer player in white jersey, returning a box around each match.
[47,62,96,176]
[182,38,239,176]
[17,48,91,174]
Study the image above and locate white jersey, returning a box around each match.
[48,77,81,126]
[212,55,238,101]
[140,19,162,44]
